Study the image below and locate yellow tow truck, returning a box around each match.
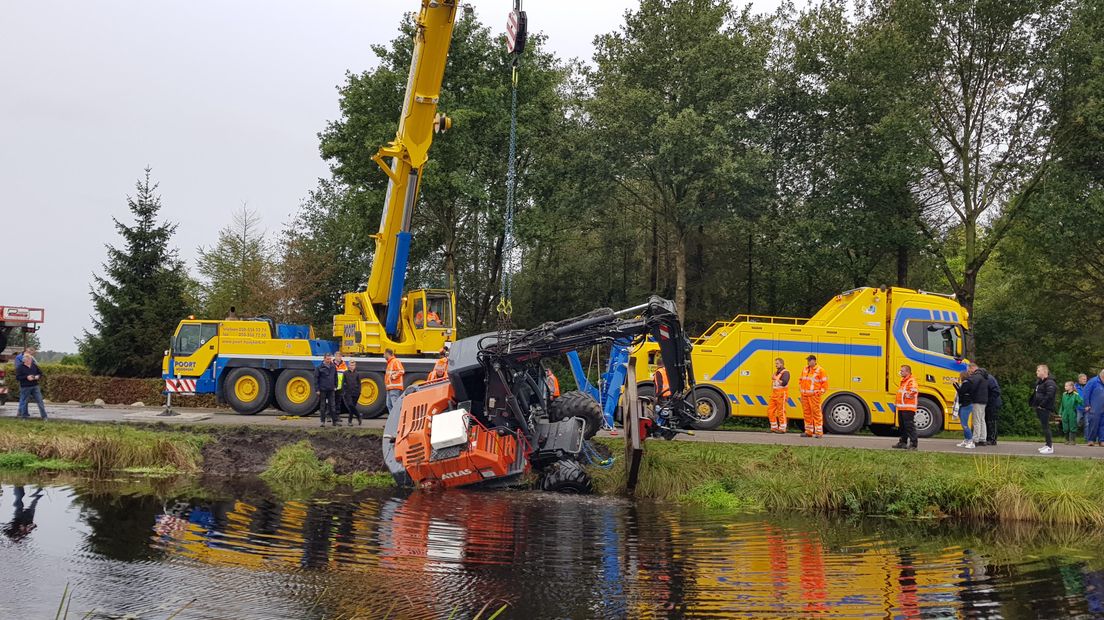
[634,287,969,437]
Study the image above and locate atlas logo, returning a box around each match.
[440,469,473,481]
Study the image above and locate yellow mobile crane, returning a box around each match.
[162,1,469,417]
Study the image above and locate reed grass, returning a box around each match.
[593,440,1104,526]
[0,420,203,474]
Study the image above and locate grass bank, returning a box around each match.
[0,419,204,474]
[590,440,1104,526]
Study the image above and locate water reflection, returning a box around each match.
[1,479,1104,619]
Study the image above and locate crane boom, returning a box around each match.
[332,0,462,356]
[368,1,459,335]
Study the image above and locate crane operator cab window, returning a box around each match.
[174,323,218,357]
[906,321,964,359]
[413,292,451,329]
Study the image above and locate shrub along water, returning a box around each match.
[591,441,1104,526]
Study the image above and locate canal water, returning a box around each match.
[0,479,1101,619]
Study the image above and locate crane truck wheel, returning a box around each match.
[538,459,593,494]
[549,391,604,440]
[914,396,944,438]
[224,368,272,415]
[356,372,387,419]
[274,370,319,417]
[823,394,866,435]
[689,388,728,430]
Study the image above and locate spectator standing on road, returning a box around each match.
[343,360,362,426]
[15,355,47,420]
[892,365,919,451]
[955,371,975,449]
[1083,370,1104,447]
[384,349,405,417]
[1076,373,1090,435]
[985,373,1003,446]
[768,358,790,434]
[1059,381,1083,445]
[315,354,339,427]
[1030,364,1058,454]
[965,364,989,446]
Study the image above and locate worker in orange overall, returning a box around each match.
[768,357,790,433]
[653,356,671,401]
[892,364,920,450]
[799,354,828,437]
[426,347,449,382]
[384,348,405,415]
[544,367,561,399]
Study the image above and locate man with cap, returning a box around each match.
[799,354,828,437]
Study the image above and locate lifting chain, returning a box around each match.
[496,62,520,348]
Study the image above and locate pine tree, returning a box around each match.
[196,205,278,319]
[80,168,192,377]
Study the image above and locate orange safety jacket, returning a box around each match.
[545,370,561,398]
[771,368,790,393]
[896,374,919,411]
[335,360,348,390]
[799,365,828,395]
[654,366,671,398]
[427,357,449,382]
[385,357,405,391]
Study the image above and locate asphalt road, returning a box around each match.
[4,402,1099,460]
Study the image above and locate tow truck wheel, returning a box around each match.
[274,370,319,416]
[549,391,604,440]
[690,388,728,430]
[915,396,944,438]
[356,372,387,419]
[823,394,866,434]
[538,460,593,494]
[224,368,272,415]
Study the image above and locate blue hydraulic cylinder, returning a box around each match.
[384,231,412,338]
[567,341,631,429]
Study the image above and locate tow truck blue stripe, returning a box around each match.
[713,339,882,383]
[757,395,768,406]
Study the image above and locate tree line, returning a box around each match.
[81,0,1103,398]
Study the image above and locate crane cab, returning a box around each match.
[406,288,456,353]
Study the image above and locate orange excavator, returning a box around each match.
[383,297,699,493]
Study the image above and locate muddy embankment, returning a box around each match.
[194,425,385,476]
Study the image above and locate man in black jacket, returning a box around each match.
[342,360,362,426]
[965,364,989,445]
[985,373,1003,446]
[315,354,339,427]
[1031,364,1058,454]
[15,356,48,420]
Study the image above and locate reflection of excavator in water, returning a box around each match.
[383,296,700,493]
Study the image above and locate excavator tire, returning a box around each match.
[538,459,593,494]
[549,390,604,440]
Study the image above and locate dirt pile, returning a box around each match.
[199,426,385,476]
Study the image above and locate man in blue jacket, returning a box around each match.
[1084,370,1104,447]
[15,355,47,420]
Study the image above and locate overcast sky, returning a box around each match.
[3,0,778,353]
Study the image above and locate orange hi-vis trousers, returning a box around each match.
[801,392,823,436]
[768,389,788,432]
